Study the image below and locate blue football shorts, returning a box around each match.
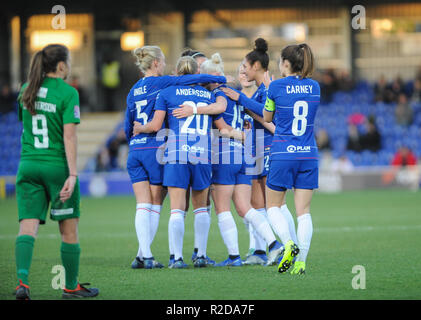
[266,160,319,191]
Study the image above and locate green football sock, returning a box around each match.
[60,242,80,290]
[15,235,35,286]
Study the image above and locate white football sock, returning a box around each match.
[267,206,292,244]
[169,210,185,261]
[280,204,298,244]
[217,211,239,256]
[297,213,313,263]
[135,203,152,259]
[243,219,256,250]
[244,208,276,246]
[253,208,269,251]
[194,207,210,258]
[150,205,161,244]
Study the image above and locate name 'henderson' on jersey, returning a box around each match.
[264,75,320,161]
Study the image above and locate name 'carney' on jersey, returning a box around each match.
[154,85,216,164]
[265,75,320,161]
[18,77,81,166]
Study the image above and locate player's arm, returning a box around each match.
[60,89,80,203]
[61,123,78,203]
[173,95,227,118]
[213,117,244,142]
[133,110,166,134]
[247,109,275,134]
[124,93,135,140]
[263,96,275,123]
[221,87,264,117]
[164,74,226,86]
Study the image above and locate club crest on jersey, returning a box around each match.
[37,87,48,98]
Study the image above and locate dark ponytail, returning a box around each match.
[22,44,69,115]
[281,43,314,79]
[245,38,269,71]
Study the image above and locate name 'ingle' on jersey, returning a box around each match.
[265,75,320,161]
[154,84,217,164]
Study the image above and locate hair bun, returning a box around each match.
[211,53,222,65]
[254,38,268,53]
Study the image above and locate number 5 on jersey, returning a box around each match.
[135,100,148,125]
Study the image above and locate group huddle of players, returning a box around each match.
[125,38,319,275]
[13,37,319,300]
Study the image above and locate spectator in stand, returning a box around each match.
[346,123,362,152]
[336,70,354,92]
[383,146,419,188]
[107,128,127,169]
[95,147,111,172]
[101,55,121,111]
[410,78,421,103]
[391,146,417,167]
[316,129,331,152]
[374,74,389,103]
[395,93,413,126]
[360,115,381,152]
[331,155,354,174]
[0,83,17,114]
[70,75,88,110]
[346,113,366,152]
[320,68,338,103]
[389,76,405,102]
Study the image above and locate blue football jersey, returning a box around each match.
[212,85,244,165]
[154,84,217,164]
[238,83,273,157]
[125,74,225,151]
[265,75,320,160]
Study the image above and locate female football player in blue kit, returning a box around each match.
[125,46,225,269]
[175,53,284,267]
[132,56,226,268]
[179,49,216,266]
[222,39,299,256]
[263,43,319,275]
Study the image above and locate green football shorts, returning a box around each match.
[16,160,80,224]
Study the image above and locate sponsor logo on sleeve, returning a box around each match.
[74,105,80,119]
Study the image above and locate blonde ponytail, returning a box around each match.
[176,56,198,75]
[200,53,224,75]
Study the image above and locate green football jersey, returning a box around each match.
[18,77,81,165]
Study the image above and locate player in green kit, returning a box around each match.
[14,44,99,299]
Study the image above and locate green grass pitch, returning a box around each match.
[1,189,420,300]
